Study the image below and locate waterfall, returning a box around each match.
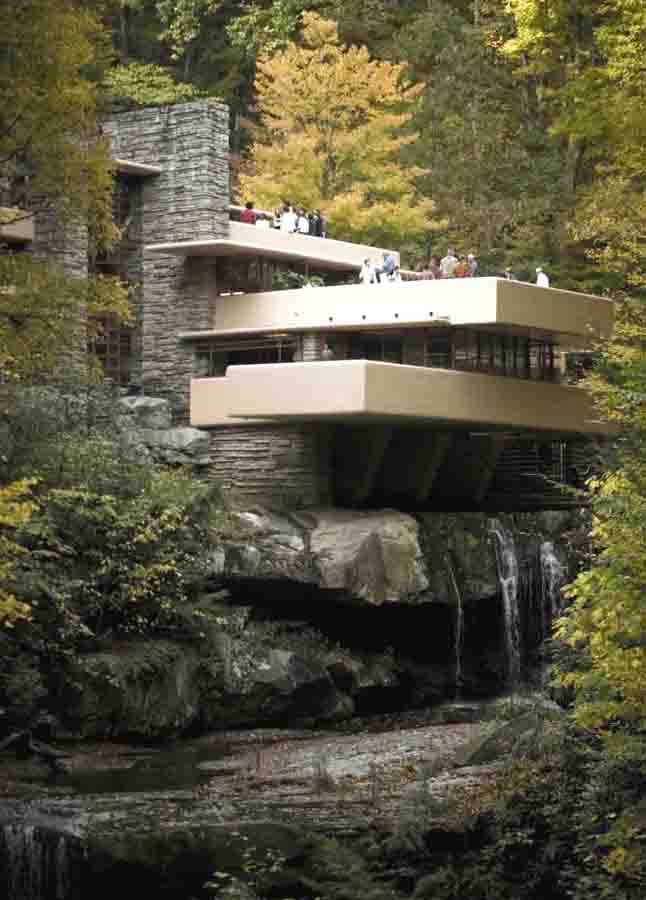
[0,824,80,900]
[540,540,566,634]
[488,518,522,688]
[445,552,464,696]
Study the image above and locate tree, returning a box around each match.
[1,0,115,240]
[239,12,438,250]
[0,0,130,383]
[156,0,222,76]
[396,1,565,271]
[0,481,37,628]
[105,62,204,108]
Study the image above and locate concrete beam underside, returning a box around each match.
[332,424,587,510]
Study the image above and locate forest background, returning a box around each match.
[2,0,646,897]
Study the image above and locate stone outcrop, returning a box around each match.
[212,508,432,605]
[117,395,210,467]
[1,506,574,741]
[52,604,409,739]
[213,506,572,608]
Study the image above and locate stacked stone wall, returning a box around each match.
[103,102,230,416]
[104,103,332,507]
[208,424,331,508]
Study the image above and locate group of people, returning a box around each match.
[236,212,554,288]
[358,248,479,285]
[358,248,552,287]
[415,249,479,280]
[240,201,326,237]
[359,252,401,284]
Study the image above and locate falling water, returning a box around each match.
[0,824,79,900]
[540,540,566,634]
[488,518,522,687]
[445,552,464,696]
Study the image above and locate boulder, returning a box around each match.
[308,509,429,604]
[214,508,431,606]
[118,396,171,430]
[212,510,307,580]
[141,426,210,465]
[59,641,204,739]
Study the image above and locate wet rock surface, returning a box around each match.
[0,712,503,834]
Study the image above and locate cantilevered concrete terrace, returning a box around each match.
[146,221,398,273]
[191,360,610,436]
[181,277,613,348]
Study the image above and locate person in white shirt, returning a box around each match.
[440,248,458,277]
[297,209,310,234]
[536,267,550,287]
[280,205,298,233]
[359,258,376,284]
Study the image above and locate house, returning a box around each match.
[8,100,615,511]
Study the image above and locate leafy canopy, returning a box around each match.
[239,13,438,249]
[0,0,114,239]
[0,0,130,383]
[105,62,204,108]
[0,481,37,628]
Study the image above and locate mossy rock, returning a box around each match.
[456,709,564,766]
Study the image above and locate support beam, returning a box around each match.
[351,427,394,504]
[415,432,455,503]
[334,425,394,505]
[371,427,454,504]
[472,435,507,503]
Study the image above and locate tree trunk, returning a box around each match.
[119,3,129,63]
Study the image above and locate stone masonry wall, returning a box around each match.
[104,102,331,508]
[32,212,88,280]
[103,102,229,417]
[31,206,89,374]
[208,424,331,508]
[114,174,144,384]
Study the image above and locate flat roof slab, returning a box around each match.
[145,221,397,272]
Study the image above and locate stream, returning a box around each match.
[0,710,488,899]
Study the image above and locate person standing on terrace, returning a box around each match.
[467,253,478,277]
[310,210,326,237]
[280,204,298,233]
[536,267,550,287]
[240,201,257,224]
[429,255,442,279]
[297,209,310,234]
[440,248,458,277]
[376,250,397,283]
[454,255,469,278]
[359,258,376,284]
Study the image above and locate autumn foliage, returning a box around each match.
[239,13,438,248]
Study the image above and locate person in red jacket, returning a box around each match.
[240,201,257,224]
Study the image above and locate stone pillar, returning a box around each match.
[32,212,88,280]
[103,101,229,417]
[208,424,330,508]
[30,207,89,376]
